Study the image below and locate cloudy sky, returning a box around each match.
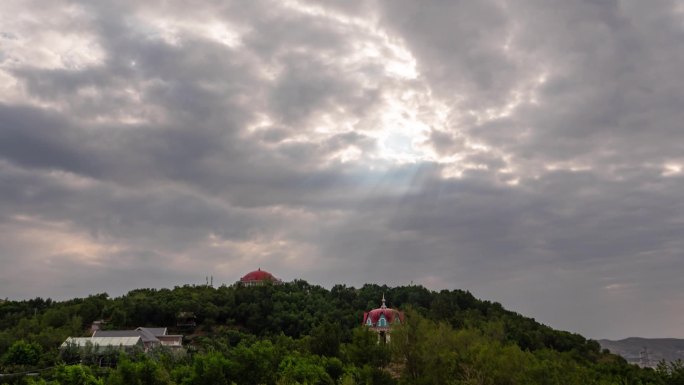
[2,0,684,339]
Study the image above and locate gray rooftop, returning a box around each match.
[61,336,143,352]
[93,327,169,343]
[141,327,167,336]
[93,330,139,338]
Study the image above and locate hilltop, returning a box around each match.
[0,280,679,384]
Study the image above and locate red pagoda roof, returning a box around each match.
[240,268,279,282]
[363,295,404,327]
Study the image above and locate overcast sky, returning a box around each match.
[1,0,684,340]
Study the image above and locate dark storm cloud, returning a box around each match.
[1,0,683,339]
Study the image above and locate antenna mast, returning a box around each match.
[639,346,651,368]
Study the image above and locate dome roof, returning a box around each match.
[363,295,404,327]
[240,268,278,282]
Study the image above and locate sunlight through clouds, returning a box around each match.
[3,0,684,340]
[0,3,104,71]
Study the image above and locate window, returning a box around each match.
[366,317,373,326]
[378,315,387,327]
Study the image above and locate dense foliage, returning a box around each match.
[0,281,680,384]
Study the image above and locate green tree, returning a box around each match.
[277,354,333,385]
[343,328,390,368]
[107,356,173,385]
[52,364,103,385]
[309,322,341,357]
[3,340,41,367]
[228,340,280,385]
[186,351,235,385]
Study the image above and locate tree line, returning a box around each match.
[1,281,682,384]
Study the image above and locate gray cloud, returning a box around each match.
[1,0,683,339]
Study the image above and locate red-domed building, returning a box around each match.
[363,295,404,343]
[238,268,282,286]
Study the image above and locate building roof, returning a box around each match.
[64,326,180,352]
[93,330,139,338]
[363,295,404,327]
[61,336,143,351]
[240,268,279,282]
[142,327,167,336]
[93,327,169,343]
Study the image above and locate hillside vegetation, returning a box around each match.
[0,281,681,384]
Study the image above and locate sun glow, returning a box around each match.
[662,162,683,176]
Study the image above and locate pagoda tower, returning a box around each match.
[362,294,404,343]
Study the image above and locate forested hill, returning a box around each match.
[0,281,596,355]
[0,281,679,384]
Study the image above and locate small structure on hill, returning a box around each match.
[238,268,282,286]
[90,320,106,334]
[93,327,182,350]
[61,335,144,353]
[61,327,182,355]
[363,295,404,343]
[176,312,197,329]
